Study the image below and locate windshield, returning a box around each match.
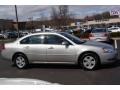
[60,32,85,44]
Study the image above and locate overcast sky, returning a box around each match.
[0,5,120,21]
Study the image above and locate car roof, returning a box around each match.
[16,32,63,41]
[15,32,76,45]
[29,32,60,35]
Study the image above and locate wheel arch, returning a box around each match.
[77,51,101,64]
[12,52,28,62]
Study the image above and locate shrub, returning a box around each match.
[110,32,120,37]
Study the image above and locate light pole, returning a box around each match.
[15,5,20,38]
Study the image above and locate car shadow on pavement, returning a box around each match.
[27,64,81,70]
[100,59,120,70]
[24,60,120,70]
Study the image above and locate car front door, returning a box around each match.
[44,34,76,63]
[19,35,46,62]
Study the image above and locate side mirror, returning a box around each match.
[62,41,69,46]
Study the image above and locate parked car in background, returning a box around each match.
[0,32,117,70]
[81,28,111,42]
[65,29,73,34]
[5,32,18,38]
[80,29,91,39]
[21,32,30,37]
[0,34,7,39]
[45,28,54,32]
[108,26,120,33]
[89,28,111,42]
[5,32,24,39]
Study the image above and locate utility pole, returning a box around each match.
[15,5,20,38]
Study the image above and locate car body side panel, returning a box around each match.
[75,45,105,63]
[75,44,117,64]
[1,43,17,60]
[17,44,46,62]
[1,43,47,62]
[1,32,117,66]
[45,44,77,63]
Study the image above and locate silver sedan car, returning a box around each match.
[0,32,118,70]
[89,28,110,42]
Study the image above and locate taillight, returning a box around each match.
[104,33,108,36]
[88,33,94,40]
[0,44,5,51]
[89,33,94,37]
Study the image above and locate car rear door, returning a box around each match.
[19,35,46,62]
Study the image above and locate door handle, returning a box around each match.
[48,47,54,49]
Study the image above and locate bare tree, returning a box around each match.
[58,5,69,27]
[59,5,69,18]
[51,7,58,20]
[51,5,72,29]
[25,17,35,32]
[39,13,48,21]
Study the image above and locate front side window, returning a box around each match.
[60,32,85,44]
[44,35,71,45]
[20,35,45,44]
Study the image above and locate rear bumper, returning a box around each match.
[89,37,110,42]
[0,50,13,60]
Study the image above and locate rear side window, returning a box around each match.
[20,35,45,44]
[92,29,106,33]
[84,29,92,34]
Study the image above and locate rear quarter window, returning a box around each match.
[20,37,29,44]
[20,35,45,44]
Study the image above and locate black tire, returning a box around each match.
[13,54,29,69]
[79,53,100,70]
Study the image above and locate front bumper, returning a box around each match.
[100,51,118,64]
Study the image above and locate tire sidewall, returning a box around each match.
[14,54,28,69]
[80,53,99,70]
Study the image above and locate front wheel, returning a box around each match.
[13,54,29,69]
[80,53,100,70]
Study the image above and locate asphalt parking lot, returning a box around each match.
[0,39,120,85]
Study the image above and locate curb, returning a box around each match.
[112,38,120,40]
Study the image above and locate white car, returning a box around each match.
[108,27,120,33]
[0,34,7,39]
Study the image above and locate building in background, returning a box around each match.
[81,18,120,28]
[0,19,13,33]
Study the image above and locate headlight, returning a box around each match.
[103,48,114,53]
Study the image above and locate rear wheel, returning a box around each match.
[13,54,29,69]
[79,53,100,70]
